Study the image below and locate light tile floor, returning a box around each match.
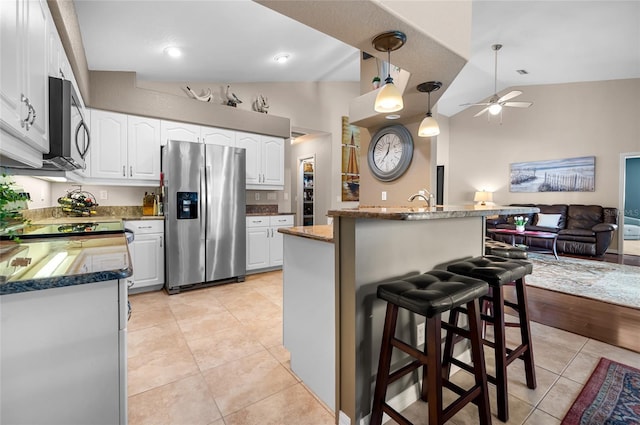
[128,270,640,425]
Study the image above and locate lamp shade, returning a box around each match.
[375,82,404,113]
[418,114,440,137]
[474,191,493,205]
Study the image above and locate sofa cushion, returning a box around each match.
[536,213,562,228]
[559,228,595,237]
[536,205,568,228]
[566,205,603,230]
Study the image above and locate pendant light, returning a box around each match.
[417,81,442,137]
[372,31,406,113]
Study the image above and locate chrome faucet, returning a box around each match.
[408,189,435,207]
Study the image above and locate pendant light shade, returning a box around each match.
[419,113,440,137]
[375,78,404,112]
[372,31,406,113]
[416,81,442,137]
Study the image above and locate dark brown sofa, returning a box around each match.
[487,204,618,257]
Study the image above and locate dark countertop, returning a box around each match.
[246,212,295,216]
[279,225,333,243]
[327,205,539,220]
[0,233,132,295]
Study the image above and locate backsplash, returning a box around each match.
[22,206,144,221]
[246,204,278,214]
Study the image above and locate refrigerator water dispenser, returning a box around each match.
[177,192,198,219]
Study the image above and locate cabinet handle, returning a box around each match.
[159,236,163,248]
[20,95,32,129]
[130,166,133,177]
[28,104,36,128]
[122,166,126,177]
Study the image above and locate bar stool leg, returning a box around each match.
[441,309,460,378]
[468,298,492,425]
[370,303,399,425]
[492,285,509,422]
[425,315,444,425]
[515,278,536,389]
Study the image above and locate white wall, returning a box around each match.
[446,79,640,208]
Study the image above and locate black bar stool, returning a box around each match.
[370,270,492,425]
[444,255,536,422]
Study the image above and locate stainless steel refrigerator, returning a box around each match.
[163,140,246,294]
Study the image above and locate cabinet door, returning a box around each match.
[236,131,261,185]
[160,120,200,145]
[129,233,164,289]
[201,126,235,147]
[128,116,161,181]
[0,0,24,138]
[23,0,48,152]
[91,110,127,179]
[246,226,269,270]
[262,136,285,187]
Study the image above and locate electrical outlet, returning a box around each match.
[255,192,260,201]
[100,190,108,200]
[381,191,387,201]
[283,192,289,201]
[417,322,425,346]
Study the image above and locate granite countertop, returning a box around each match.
[0,234,132,295]
[246,212,295,217]
[327,205,540,220]
[279,225,333,243]
[30,215,163,225]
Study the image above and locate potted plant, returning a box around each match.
[372,76,381,90]
[513,216,528,232]
[0,174,29,241]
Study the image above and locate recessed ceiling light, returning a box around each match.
[385,114,401,120]
[164,46,182,58]
[274,53,290,64]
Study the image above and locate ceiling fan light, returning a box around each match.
[375,80,403,113]
[489,103,502,115]
[418,113,440,137]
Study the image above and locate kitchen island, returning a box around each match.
[281,205,538,425]
[0,232,131,425]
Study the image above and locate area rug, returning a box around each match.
[562,357,640,425]
[526,253,640,309]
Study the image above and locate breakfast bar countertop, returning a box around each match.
[0,234,131,295]
[279,225,333,243]
[327,204,539,220]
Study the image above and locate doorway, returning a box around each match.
[621,153,640,257]
[297,156,315,226]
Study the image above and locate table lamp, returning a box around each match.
[474,191,493,205]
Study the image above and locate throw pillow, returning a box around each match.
[536,213,562,228]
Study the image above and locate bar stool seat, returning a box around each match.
[484,237,529,259]
[370,270,492,425]
[445,255,536,422]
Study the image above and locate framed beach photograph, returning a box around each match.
[341,116,360,201]
[510,156,596,192]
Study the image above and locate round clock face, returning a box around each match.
[367,125,414,181]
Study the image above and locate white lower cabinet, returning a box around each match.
[124,220,164,293]
[246,215,293,272]
[0,279,127,424]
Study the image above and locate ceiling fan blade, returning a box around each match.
[498,90,522,103]
[474,107,490,117]
[460,102,490,107]
[503,101,533,108]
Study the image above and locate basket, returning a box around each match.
[58,188,99,217]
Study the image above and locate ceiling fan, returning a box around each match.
[462,44,533,118]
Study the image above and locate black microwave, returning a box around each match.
[46,76,90,170]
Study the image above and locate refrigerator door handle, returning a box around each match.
[205,165,212,237]
[200,166,206,239]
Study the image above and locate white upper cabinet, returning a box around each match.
[90,110,127,179]
[201,126,235,147]
[91,110,160,182]
[262,136,285,187]
[236,131,261,186]
[0,0,49,154]
[128,116,161,180]
[236,131,284,189]
[160,120,200,145]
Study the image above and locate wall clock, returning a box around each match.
[367,125,414,181]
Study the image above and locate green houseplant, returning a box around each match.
[0,174,29,240]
